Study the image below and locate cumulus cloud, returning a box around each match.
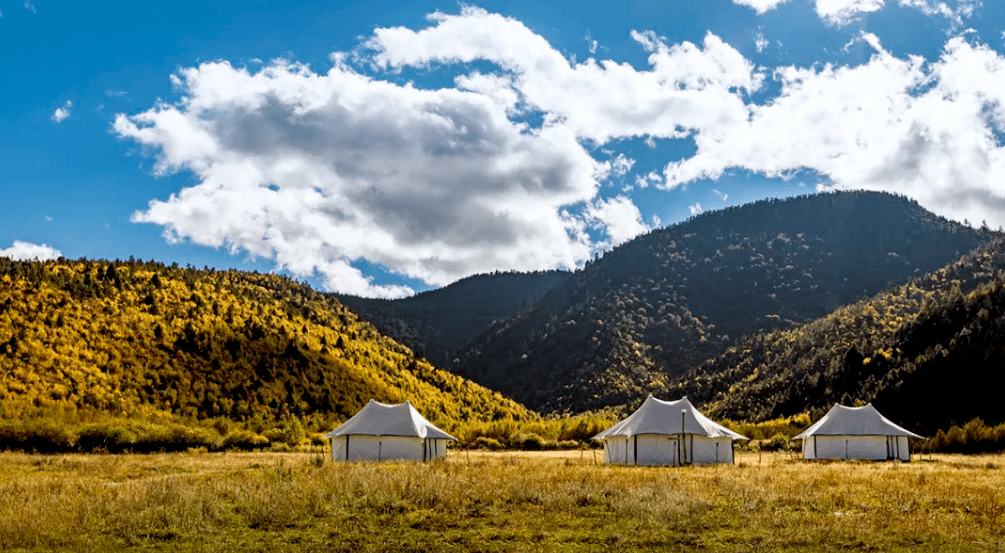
[815,0,885,25]
[23,1,35,14]
[115,58,605,298]
[117,6,1005,295]
[736,0,975,26]
[732,0,793,13]
[52,100,72,123]
[116,8,756,297]
[368,8,763,144]
[0,241,61,261]
[665,34,1005,228]
[585,195,650,246]
[689,203,704,215]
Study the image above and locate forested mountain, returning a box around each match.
[669,237,1005,435]
[338,270,571,368]
[452,191,997,413]
[0,258,530,433]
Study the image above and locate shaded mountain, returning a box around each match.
[338,270,571,367]
[669,237,1005,435]
[453,191,997,413]
[0,258,531,432]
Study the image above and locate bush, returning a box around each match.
[760,433,792,452]
[509,432,544,450]
[474,436,504,450]
[223,430,269,451]
[0,418,77,453]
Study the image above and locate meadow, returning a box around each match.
[0,450,1003,552]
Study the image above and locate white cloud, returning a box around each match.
[689,203,704,215]
[732,0,793,13]
[815,0,885,25]
[117,8,762,297]
[756,31,770,53]
[0,241,61,261]
[736,0,976,26]
[116,7,1005,295]
[899,0,978,27]
[586,195,651,246]
[52,100,72,123]
[115,58,603,298]
[665,34,1005,229]
[610,154,635,177]
[368,7,763,144]
[105,89,127,97]
[23,1,35,13]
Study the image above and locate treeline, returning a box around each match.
[923,419,1005,454]
[453,191,995,414]
[0,257,531,441]
[670,237,1005,435]
[0,413,310,454]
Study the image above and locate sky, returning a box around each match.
[4,0,1005,298]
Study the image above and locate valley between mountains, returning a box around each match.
[2,190,1003,446]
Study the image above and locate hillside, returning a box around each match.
[0,258,531,435]
[668,237,1005,435]
[337,270,571,368]
[452,191,996,413]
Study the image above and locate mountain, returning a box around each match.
[0,258,531,431]
[452,191,997,413]
[668,236,1005,435]
[337,270,571,368]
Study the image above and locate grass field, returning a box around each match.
[0,449,1003,552]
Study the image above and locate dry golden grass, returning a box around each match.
[0,450,1002,551]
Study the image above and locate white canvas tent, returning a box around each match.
[324,400,455,462]
[592,396,746,466]
[794,403,921,461]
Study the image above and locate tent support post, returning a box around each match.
[633,435,638,466]
[346,436,350,462]
[680,410,685,467]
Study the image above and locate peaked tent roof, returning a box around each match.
[324,400,456,440]
[794,404,921,439]
[593,396,746,440]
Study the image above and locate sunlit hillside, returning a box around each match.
[0,258,531,447]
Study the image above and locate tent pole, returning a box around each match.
[346,435,350,462]
[634,435,638,466]
[680,410,686,467]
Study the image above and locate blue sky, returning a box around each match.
[3,0,1005,297]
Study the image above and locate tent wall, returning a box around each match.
[602,435,734,466]
[331,435,429,462]
[689,436,734,465]
[426,438,449,461]
[802,435,910,461]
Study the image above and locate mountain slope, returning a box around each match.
[338,270,571,368]
[669,237,1005,434]
[0,258,531,431]
[454,191,996,413]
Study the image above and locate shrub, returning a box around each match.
[510,432,544,450]
[474,436,504,450]
[223,430,269,451]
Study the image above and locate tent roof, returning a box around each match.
[593,396,746,441]
[324,400,456,440]
[794,404,921,439]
